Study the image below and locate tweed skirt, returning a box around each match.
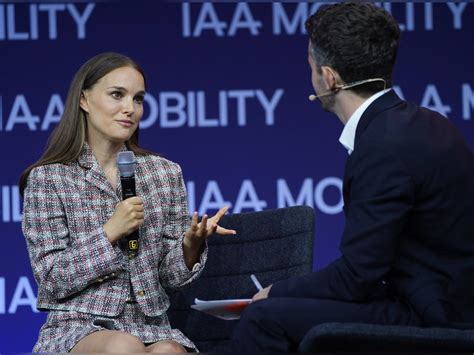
[33,302,197,352]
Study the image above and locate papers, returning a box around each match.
[191,298,252,320]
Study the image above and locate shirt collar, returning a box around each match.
[339,88,391,154]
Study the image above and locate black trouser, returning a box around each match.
[230,296,422,352]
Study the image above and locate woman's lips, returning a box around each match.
[116,120,134,128]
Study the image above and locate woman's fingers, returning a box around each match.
[216,225,237,235]
[190,212,199,232]
[211,205,230,223]
[187,207,236,239]
[198,214,208,237]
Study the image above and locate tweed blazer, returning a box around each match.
[23,144,207,317]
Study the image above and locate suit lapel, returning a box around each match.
[78,143,120,201]
[85,163,118,200]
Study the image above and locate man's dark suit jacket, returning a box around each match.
[271,90,474,327]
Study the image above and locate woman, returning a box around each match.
[20,52,235,353]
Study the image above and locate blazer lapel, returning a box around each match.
[78,143,119,201]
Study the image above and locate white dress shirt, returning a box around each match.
[339,89,391,154]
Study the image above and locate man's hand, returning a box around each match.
[252,285,272,302]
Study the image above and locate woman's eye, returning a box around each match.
[134,96,144,104]
[111,91,123,99]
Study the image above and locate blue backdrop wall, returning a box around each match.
[1,1,473,352]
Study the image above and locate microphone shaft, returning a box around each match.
[120,175,139,257]
[121,176,136,199]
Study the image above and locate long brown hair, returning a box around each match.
[19,52,153,195]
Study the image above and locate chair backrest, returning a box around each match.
[167,206,315,352]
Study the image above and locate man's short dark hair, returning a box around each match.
[306,2,401,97]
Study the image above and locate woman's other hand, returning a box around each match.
[183,206,236,269]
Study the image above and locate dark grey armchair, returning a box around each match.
[168,205,474,353]
[167,206,315,352]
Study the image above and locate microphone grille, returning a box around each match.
[117,151,137,177]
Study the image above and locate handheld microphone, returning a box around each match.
[309,78,386,101]
[117,151,139,259]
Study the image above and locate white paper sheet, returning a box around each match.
[191,298,253,320]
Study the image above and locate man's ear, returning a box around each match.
[321,66,339,91]
[79,91,89,113]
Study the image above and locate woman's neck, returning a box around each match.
[88,138,123,168]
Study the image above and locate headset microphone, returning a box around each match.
[309,78,386,102]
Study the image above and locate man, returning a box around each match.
[231,2,474,352]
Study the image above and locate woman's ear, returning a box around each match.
[79,91,89,113]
